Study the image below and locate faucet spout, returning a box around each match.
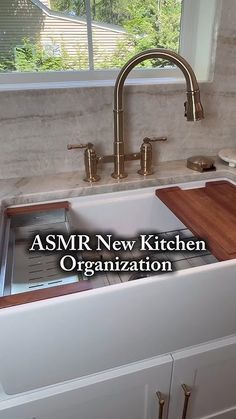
[112,48,204,179]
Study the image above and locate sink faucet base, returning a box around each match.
[111,172,128,180]
[67,48,204,182]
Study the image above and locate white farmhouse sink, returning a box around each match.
[68,178,233,237]
[69,182,185,235]
[0,178,236,398]
[0,178,220,295]
[65,179,219,285]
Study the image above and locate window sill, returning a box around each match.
[0,76,212,92]
[0,77,179,91]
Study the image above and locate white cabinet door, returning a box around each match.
[0,354,172,419]
[168,335,236,419]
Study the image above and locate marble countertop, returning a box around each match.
[0,157,236,208]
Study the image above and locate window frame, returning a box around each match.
[0,0,221,91]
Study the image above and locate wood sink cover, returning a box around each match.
[155,180,236,261]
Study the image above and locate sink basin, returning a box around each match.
[1,178,232,297]
[0,178,236,397]
[1,177,236,298]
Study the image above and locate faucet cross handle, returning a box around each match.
[67,142,94,150]
[143,137,167,143]
[138,136,167,176]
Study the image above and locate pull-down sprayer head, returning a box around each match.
[185,90,204,121]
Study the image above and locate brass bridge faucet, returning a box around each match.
[68,48,204,182]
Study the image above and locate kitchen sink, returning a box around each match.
[0,178,233,297]
[1,178,236,397]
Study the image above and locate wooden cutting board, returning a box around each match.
[156,180,236,261]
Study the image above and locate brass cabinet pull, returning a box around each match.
[181,384,191,419]
[156,391,165,419]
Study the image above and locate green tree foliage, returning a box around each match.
[12,38,88,72]
[0,56,15,72]
[50,0,181,33]
[51,0,182,69]
[50,0,86,17]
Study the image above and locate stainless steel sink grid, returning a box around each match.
[85,228,218,289]
[0,208,80,296]
[0,203,218,296]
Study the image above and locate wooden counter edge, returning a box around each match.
[0,281,92,309]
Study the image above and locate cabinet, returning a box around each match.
[0,354,172,419]
[168,335,236,419]
[1,335,236,419]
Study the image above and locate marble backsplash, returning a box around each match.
[0,1,236,180]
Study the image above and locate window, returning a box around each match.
[0,0,219,89]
